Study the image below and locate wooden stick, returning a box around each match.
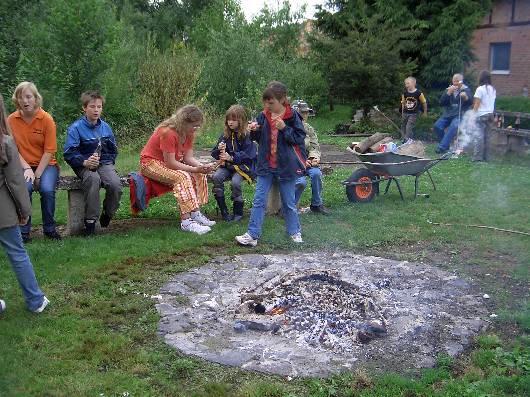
[428,221,530,237]
[220,144,226,166]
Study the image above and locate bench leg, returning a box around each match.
[67,189,86,235]
[266,179,282,215]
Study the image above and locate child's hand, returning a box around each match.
[220,152,232,162]
[218,142,226,150]
[274,117,286,130]
[248,121,260,131]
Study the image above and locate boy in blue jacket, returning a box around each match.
[64,91,122,235]
[236,81,306,246]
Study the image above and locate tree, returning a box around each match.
[15,0,121,120]
[312,0,416,110]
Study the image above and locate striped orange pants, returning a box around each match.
[140,159,208,216]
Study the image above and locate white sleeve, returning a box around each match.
[474,86,484,99]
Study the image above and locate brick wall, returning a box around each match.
[468,0,530,96]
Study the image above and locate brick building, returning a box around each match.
[469,0,530,96]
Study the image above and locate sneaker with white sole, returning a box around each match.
[191,211,216,227]
[0,299,5,314]
[291,233,303,243]
[181,219,211,235]
[33,296,49,313]
[235,232,258,246]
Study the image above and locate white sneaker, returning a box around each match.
[191,211,216,227]
[33,296,49,313]
[235,232,258,247]
[181,219,211,235]
[0,299,5,313]
[291,233,303,243]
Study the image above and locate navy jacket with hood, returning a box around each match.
[64,116,118,173]
[211,130,257,182]
[439,84,473,118]
[251,106,307,180]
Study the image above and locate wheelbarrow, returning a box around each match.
[342,152,451,202]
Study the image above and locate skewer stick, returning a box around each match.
[220,143,226,166]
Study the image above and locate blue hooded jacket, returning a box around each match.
[211,130,257,182]
[64,116,118,172]
[251,106,306,180]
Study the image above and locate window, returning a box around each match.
[490,42,511,74]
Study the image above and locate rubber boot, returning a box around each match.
[233,201,244,222]
[215,195,233,221]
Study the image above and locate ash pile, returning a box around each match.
[156,252,490,377]
[236,271,388,352]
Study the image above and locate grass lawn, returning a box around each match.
[0,105,529,396]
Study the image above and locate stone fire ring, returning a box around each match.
[156,252,489,377]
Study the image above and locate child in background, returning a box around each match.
[401,77,427,142]
[140,105,217,235]
[211,105,256,221]
[235,81,306,246]
[472,70,496,162]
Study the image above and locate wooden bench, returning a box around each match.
[57,175,130,235]
[58,165,335,235]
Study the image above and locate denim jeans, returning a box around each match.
[295,167,323,207]
[247,172,301,239]
[433,116,460,151]
[22,164,59,234]
[212,167,244,203]
[0,225,45,311]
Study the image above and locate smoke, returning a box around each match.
[455,110,480,153]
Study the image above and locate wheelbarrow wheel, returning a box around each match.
[346,169,379,203]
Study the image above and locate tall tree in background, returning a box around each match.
[15,0,121,119]
[312,0,417,110]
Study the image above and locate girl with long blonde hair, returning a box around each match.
[140,105,217,234]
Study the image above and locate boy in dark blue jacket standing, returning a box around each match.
[64,91,122,235]
[236,81,306,246]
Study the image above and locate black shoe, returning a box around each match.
[214,196,233,221]
[310,204,331,215]
[84,220,96,236]
[435,147,447,155]
[99,212,111,228]
[233,201,244,222]
[44,230,62,240]
[21,233,31,244]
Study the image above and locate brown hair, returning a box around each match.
[224,105,248,139]
[262,80,288,104]
[0,94,12,165]
[158,105,204,141]
[80,91,105,107]
[12,81,43,110]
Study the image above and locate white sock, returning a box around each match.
[181,218,193,225]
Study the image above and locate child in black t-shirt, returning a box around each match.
[400,77,427,142]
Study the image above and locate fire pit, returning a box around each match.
[157,252,489,377]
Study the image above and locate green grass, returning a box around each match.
[1,107,529,396]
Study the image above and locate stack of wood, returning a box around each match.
[348,133,426,158]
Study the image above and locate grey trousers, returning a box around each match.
[473,114,494,162]
[212,167,244,203]
[401,113,418,140]
[76,164,123,221]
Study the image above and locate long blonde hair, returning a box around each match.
[158,105,203,141]
[224,105,248,140]
[12,81,43,110]
[0,94,12,165]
